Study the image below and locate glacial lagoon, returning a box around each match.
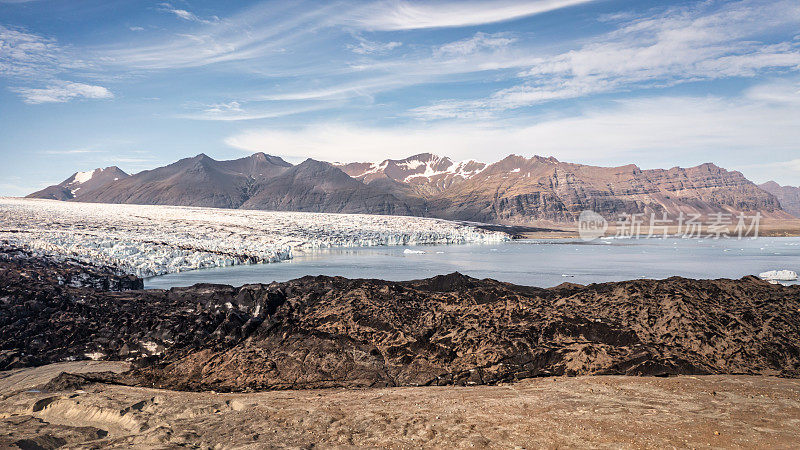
[145,236,800,289]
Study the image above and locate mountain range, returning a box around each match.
[27,152,795,224]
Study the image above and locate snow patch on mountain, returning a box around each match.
[73,169,97,184]
[353,160,389,178]
[403,158,486,182]
[398,160,425,170]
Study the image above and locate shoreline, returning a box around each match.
[518,225,800,239]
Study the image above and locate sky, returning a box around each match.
[1,0,799,196]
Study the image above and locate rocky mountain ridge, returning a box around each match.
[27,152,788,224]
[759,181,800,217]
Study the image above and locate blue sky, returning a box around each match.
[1,0,799,195]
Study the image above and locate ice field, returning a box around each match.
[0,198,507,277]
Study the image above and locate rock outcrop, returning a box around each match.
[2,246,799,390]
[400,155,783,223]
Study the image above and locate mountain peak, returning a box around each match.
[26,165,130,201]
[193,153,213,161]
[404,152,444,162]
[245,152,291,167]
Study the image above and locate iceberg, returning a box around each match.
[758,270,798,281]
[403,249,426,254]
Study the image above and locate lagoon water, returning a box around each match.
[145,236,800,289]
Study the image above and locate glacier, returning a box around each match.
[0,198,508,278]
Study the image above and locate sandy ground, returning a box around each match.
[0,362,798,449]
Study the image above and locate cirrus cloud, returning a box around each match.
[348,0,595,31]
[411,0,800,119]
[11,81,113,104]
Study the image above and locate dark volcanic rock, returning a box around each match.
[1,245,799,390]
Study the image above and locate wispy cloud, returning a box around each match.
[254,34,536,105]
[0,25,114,103]
[248,0,799,120]
[744,79,800,104]
[40,148,105,155]
[347,0,595,31]
[11,81,113,104]
[411,0,800,119]
[435,32,516,56]
[347,35,402,55]
[176,100,335,121]
[0,25,85,78]
[101,3,339,70]
[226,81,800,171]
[158,3,219,25]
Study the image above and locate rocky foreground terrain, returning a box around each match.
[2,244,799,388]
[2,244,800,447]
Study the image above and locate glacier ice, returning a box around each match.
[758,270,798,281]
[0,198,508,278]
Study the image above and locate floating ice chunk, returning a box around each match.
[404,249,426,254]
[758,270,798,281]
